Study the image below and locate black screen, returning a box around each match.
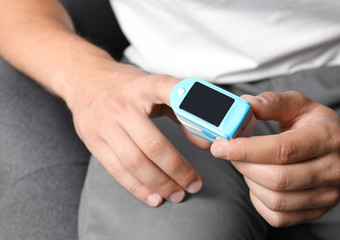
[180,82,234,126]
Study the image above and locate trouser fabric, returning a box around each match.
[0,57,90,240]
[78,66,340,240]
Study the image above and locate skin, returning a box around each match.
[0,0,339,227]
[211,91,340,227]
[0,0,208,207]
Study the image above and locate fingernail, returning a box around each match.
[169,191,185,203]
[186,180,203,193]
[146,193,162,207]
[212,145,228,159]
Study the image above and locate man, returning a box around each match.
[0,0,339,239]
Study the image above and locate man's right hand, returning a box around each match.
[69,62,205,207]
[0,0,208,207]
[0,0,209,207]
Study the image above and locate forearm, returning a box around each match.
[0,0,118,107]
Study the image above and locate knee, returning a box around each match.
[149,195,266,240]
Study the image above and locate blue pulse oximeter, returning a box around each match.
[170,78,256,142]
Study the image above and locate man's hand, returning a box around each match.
[0,0,209,208]
[70,63,207,207]
[211,91,340,227]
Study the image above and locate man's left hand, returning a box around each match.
[211,91,340,227]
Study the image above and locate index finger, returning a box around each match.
[143,74,180,106]
[211,123,332,164]
[120,108,203,193]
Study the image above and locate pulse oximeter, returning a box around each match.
[170,78,256,142]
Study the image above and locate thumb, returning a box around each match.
[241,91,314,124]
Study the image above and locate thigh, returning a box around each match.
[79,116,268,240]
[0,58,90,239]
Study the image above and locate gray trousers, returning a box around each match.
[1,55,340,239]
[78,66,340,240]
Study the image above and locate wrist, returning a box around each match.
[50,46,120,111]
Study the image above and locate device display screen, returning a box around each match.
[180,82,234,126]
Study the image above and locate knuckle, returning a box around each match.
[329,158,340,185]
[277,141,295,164]
[108,164,125,179]
[260,91,285,107]
[333,166,340,185]
[287,90,305,100]
[328,188,340,205]
[85,134,102,149]
[144,138,167,158]
[73,114,88,139]
[268,91,283,105]
[158,177,172,189]
[225,140,246,160]
[156,178,176,195]
[123,153,143,172]
[107,95,127,113]
[173,165,193,181]
[287,91,313,108]
[272,169,289,191]
[269,213,287,228]
[150,74,177,93]
[130,181,144,195]
[93,114,109,131]
[267,193,285,211]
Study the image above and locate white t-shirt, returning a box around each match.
[110,0,340,83]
